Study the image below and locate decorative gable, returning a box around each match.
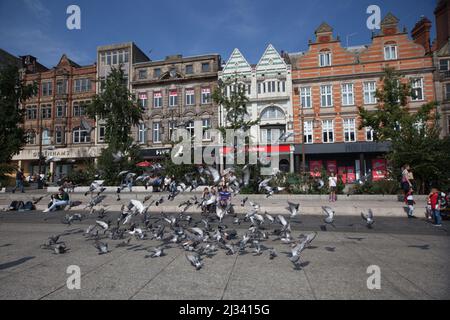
[222,48,252,77]
[256,44,287,76]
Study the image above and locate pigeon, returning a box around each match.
[53,243,68,254]
[186,252,203,270]
[361,209,374,228]
[148,246,166,258]
[94,241,109,255]
[322,206,335,225]
[112,151,125,163]
[269,248,278,260]
[241,197,248,207]
[95,220,109,231]
[286,202,300,217]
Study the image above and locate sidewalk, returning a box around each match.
[0,190,426,217]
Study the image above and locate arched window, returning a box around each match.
[26,130,36,145]
[261,106,285,120]
[73,127,91,144]
[319,49,332,67]
[384,41,397,60]
[42,129,51,145]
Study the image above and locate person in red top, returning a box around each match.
[429,188,442,227]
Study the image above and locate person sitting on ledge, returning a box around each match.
[43,187,70,213]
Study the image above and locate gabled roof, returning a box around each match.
[222,48,252,75]
[315,22,333,34]
[256,44,287,75]
[57,54,81,68]
[381,12,399,26]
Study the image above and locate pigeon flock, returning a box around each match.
[38,164,375,271]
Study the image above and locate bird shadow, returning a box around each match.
[347,237,365,242]
[325,247,336,252]
[0,244,12,248]
[408,245,430,250]
[126,244,143,251]
[0,256,35,270]
[306,246,319,250]
[293,261,310,270]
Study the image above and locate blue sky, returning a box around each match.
[0,0,437,68]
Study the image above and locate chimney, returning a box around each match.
[411,16,432,54]
[434,0,450,51]
[380,13,400,36]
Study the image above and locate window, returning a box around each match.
[384,44,397,60]
[137,123,146,144]
[56,103,65,118]
[55,127,65,144]
[319,51,332,67]
[56,80,67,94]
[169,90,178,107]
[303,121,313,144]
[261,106,285,120]
[366,127,374,141]
[446,84,450,101]
[26,130,36,145]
[26,106,37,120]
[41,104,52,119]
[98,125,106,143]
[343,119,356,142]
[185,89,195,106]
[73,101,89,117]
[260,127,285,144]
[440,59,450,72]
[186,121,195,137]
[73,127,90,143]
[411,78,424,101]
[186,65,194,74]
[202,119,211,140]
[42,129,51,145]
[154,68,161,78]
[42,81,52,96]
[201,88,211,104]
[153,92,162,108]
[74,79,91,93]
[364,82,377,104]
[320,85,333,107]
[124,50,129,63]
[322,120,334,143]
[168,121,176,141]
[138,93,148,109]
[138,69,147,80]
[341,83,354,106]
[153,123,161,143]
[246,84,251,95]
[301,87,312,108]
[201,63,210,72]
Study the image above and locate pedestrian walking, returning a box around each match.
[429,188,442,227]
[328,172,337,202]
[12,168,25,193]
[401,165,413,196]
[405,187,416,218]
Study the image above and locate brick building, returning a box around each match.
[289,13,435,182]
[432,0,450,137]
[12,54,98,182]
[131,54,221,160]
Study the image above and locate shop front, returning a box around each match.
[294,142,391,183]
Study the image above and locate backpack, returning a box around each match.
[23,201,35,211]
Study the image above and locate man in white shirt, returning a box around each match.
[328,172,337,202]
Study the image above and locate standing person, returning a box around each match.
[429,188,442,227]
[405,188,416,218]
[401,165,412,196]
[163,175,171,192]
[328,172,337,202]
[12,168,25,193]
[43,187,70,213]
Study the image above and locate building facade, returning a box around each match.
[432,0,450,138]
[289,13,435,182]
[219,45,295,173]
[131,54,221,160]
[12,54,98,181]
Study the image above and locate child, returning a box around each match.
[405,188,416,218]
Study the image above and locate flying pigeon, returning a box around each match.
[286,202,300,217]
[186,252,203,270]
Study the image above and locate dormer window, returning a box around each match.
[319,50,332,67]
[384,43,397,60]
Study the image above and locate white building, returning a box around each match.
[218,44,295,173]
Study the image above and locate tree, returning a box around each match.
[0,65,36,185]
[86,66,143,185]
[359,67,450,193]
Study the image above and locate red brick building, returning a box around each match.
[289,13,435,182]
[12,54,99,182]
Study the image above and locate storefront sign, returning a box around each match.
[220,145,291,155]
[372,159,387,181]
[326,160,337,174]
[338,166,347,184]
[309,160,323,177]
[347,166,356,183]
[12,147,102,161]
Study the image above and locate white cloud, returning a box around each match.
[23,0,51,21]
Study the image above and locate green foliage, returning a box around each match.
[160,154,197,181]
[66,160,97,185]
[352,179,400,195]
[359,67,450,194]
[0,65,37,182]
[86,66,144,184]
